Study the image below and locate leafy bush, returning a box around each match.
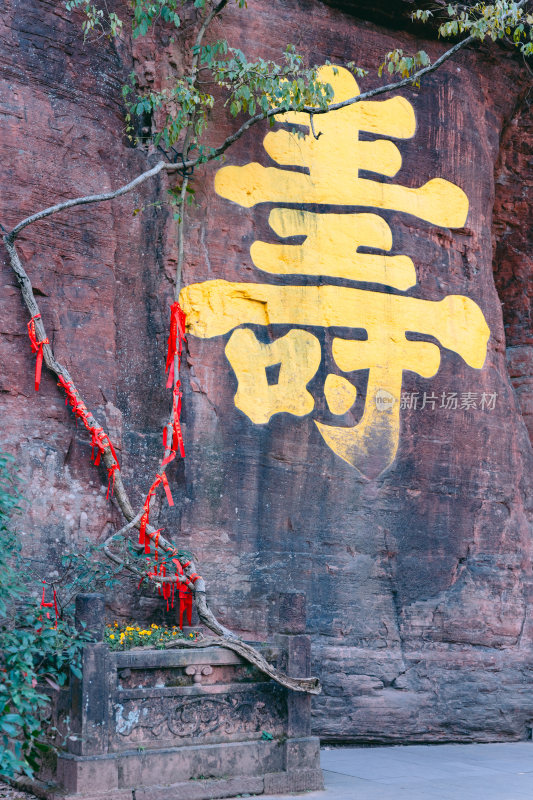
[0,452,89,778]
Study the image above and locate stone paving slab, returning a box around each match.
[242,742,533,800]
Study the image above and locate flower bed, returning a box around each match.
[104,622,199,650]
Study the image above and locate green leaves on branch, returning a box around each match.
[384,2,532,83]
[378,48,431,80]
[66,0,532,160]
[412,9,433,23]
[0,453,121,778]
[122,39,334,150]
[64,0,246,41]
[64,0,122,39]
[415,1,533,55]
[132,1,182,39]
[210,45,334,118]
[65,0,184,39]
[123,75,214,148]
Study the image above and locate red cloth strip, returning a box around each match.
[57,376,120,483]
[160,472,174,507]
[161,449,176,468]
[165,302,187,389]
[27,314,49,391]
[172,559,195,629]
[139,510,149,548]
[161,423,176,468]
[153,529,161,561]
[40,581,58,629]
[106,464,119,499]
[172,383,185,457]
[138,470,173,554]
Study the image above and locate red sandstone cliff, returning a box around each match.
[1,0,532,742]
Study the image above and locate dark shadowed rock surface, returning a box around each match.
[1,0,531,743]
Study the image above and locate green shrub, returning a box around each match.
[0,452,89,778]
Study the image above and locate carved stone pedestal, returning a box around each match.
[36,593,323,800]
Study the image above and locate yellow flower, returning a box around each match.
[151,624,158,629]
[114,621,118,628]
[109,634,115,640]
[189,633,194,638]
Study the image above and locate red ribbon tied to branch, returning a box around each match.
[173,559,200,629]
[147,562,176,612]
[165,302,187,389]
[57,375,120,496]
[174,560,192,628]
[160,303,187,472]
[27,314,49,391]
[162,382,185,465]
[39,580,59,629]
[138,473,174,554]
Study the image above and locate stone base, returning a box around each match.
[34,737,323,800]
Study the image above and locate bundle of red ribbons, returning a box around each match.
[162,302,186,463]
[165,301,187,389]
[34,301,190,625]
[147,559,199,623]
[138,472,174,554]
[138,301,191,626]
[27,314,49,392]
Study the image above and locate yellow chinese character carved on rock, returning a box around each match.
[225,328,321,424]
[180,281,490,478]
[252,209,417,290]
[215,65,468,228]
[179,64,490,479]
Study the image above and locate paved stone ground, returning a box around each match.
[256,742,533,800]
[3,742,533,799]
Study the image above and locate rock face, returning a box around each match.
[493,95,533,444]
[1,0,532,742]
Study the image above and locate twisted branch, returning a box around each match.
[166,636,320,694]
[5,232,319,690]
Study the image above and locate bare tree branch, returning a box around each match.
[5,32,481,241]
[7,161,167,241]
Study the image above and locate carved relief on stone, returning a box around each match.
[114,688,285,742]
[185,664,213,684]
